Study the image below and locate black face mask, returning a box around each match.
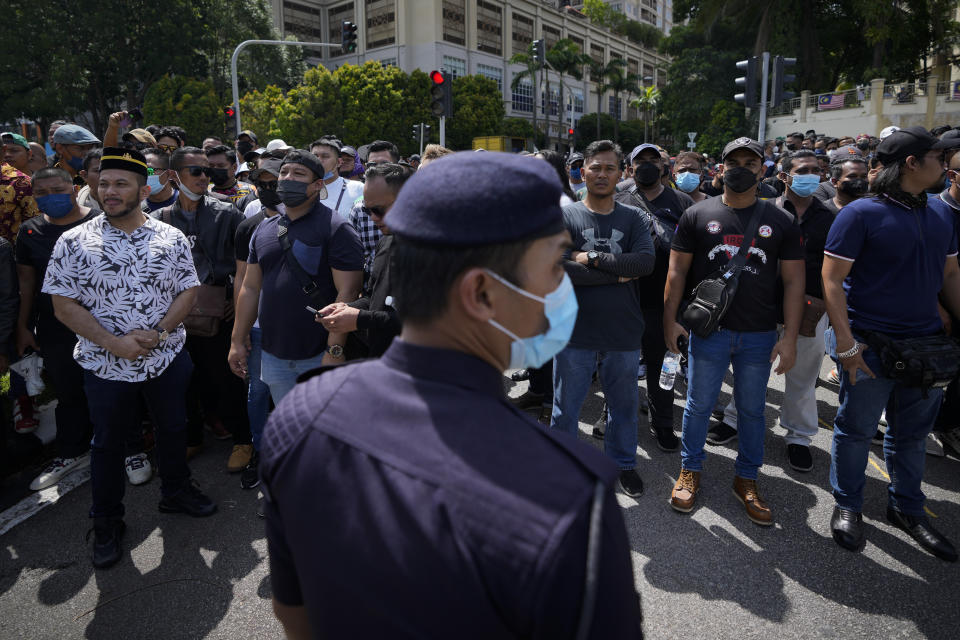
[838,178,868,198]
[210,168,230,186]
[635,162,661,187]
[722,166,758,193]
[277,179,312,207]
[258,187,282,209]
[786,143,797,151]
[237,141,254,157]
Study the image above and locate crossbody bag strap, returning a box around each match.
[723,199,767,280]
[277,216,325,305]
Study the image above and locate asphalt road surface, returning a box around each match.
[0,356,957,639]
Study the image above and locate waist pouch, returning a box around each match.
[183,284,229,338]
[799,295,827,337]
[860,330,960,390]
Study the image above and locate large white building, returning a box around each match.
[269,0,669,145]
[590,0,674,34]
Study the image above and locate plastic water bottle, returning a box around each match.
[659,351,680,390]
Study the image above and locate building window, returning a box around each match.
[365,0,396,49]
[477,63,503,92]
[569,35,584,53]
[541,87,560,117]
[568,88,585,123]
[328,3,355,45]
[589,44,605,82]
[442,56,467,80]
[283,1,323,39]
[512,12,533,56]
[476,0,502,56]
[380,57,397,67]
[512,74,533,113]
[442,0,466,45]
[542,23,561,50]
[608,95,622,120]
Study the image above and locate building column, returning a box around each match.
[925,75,939,130]
[800,89,810,123]
[870,77,886,132]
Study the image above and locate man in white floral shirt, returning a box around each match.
[43,148,216,570]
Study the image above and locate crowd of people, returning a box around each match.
[1,112,959,636]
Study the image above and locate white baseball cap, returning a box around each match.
[266,138,290,152]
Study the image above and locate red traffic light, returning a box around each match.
[567,127,574,135]
[430,70,445,85]
[224,107,236,117]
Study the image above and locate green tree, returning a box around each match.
[447,76,505,150]
[587,59,628,141]
[547,39,591,146]
[510,43,544,141]
[575,113,616,145]
[238,85,289,142]
[334,61,411,148]
[501,117,537,141]
[143,76,224,141]
[698,101,748,158]
[272,65,342,147]
[630,85,662,143]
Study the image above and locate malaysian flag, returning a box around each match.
[818,94,845,110]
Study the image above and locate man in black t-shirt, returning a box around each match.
[15,167,96,491]
[615,143,694,452]
[663,137,805,526]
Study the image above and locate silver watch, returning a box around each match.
[326,344,344,359]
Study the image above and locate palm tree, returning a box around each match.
[547,39,591,145]
[630,85,662,143]
[588,58,626,140]
[601,61,641,143]
[510,43,543,146]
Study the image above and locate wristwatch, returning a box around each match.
[326,344,345,359]
[587,250,600,267]
[155,326,169,346]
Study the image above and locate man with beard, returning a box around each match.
[44,148,215,569]
[205,145,254,207]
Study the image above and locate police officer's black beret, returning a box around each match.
[388,152,565,246]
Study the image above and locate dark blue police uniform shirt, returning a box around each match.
[248,200,363,360]
[825,194,958,337]
[261,340,642,639]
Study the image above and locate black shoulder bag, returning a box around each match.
[858,329,960,394]
[277,216,328,308]
[680,200,767,338]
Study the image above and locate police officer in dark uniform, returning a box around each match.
[261,152,643,639]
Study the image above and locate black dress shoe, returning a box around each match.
[886,506,958,562]
[617,470,644,498]
[787,444,813,472]
[91,517,126,569]
[511,390,545,411]
[159,480,217,517]
[706,421,737,445]
[649,425,680,452]
[510,369,530,382]
[831,507,865,551]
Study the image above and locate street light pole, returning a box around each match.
[231,39,341,137]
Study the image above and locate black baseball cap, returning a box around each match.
[721,137,763,161]
[281,149,326,181]
[876,126,954,164]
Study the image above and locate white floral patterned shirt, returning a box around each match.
[42,213,200,381]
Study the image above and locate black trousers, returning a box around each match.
[641,306,676,431]
[40,334,93,459]
[528,361,554,400]
[184,321,251,447]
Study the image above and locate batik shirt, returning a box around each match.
[0,163,38,243]
[42,214,200,382]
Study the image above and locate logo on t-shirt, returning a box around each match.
[706,221,722,234]
[581,228,625,254]
[759,225,773,238]
[707,235,768,264]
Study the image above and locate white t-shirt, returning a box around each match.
[319,177,364,219]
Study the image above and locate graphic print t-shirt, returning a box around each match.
[672,197,804,332]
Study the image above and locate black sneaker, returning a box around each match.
[617,470,644,498]
[650,425,680,452]
[511,390,545,411]
[592,403,607,439]
[706,421,737,445]
[510,369,530,382]
[159,480,217,517]
[786,444,813,472]
[240,451,260,490]
[90,517,125,569]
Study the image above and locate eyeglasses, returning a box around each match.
[181,166,212,177]
[158,144,177,154]
[362,205,387,218]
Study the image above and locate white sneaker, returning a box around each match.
[926,432,946,457]
[30,454,90,491]
[124,453,153,485]
[879,410,888,427]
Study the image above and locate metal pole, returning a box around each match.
[231,39,341,136]
[758,51,770,143]
[439,116,446,148]
[419,123,425,156]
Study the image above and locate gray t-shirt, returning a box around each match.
[561,201,656,351]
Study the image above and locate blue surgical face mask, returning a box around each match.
[67,155,84,171]
[485,270,579,370]
[675,171,701,193]
[146,174,164,194]
[36,193,75,218]
[788,174,820,197]
[323,169,336,180]
[570,167,582,181]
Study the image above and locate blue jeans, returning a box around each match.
[551,347,642,470]
[827,329,941,516]
[681,329,777,480]
[247,327,271,451]
[260,350,327,405]
[85,350,193,519]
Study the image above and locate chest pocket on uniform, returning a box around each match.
[292,239,325,275]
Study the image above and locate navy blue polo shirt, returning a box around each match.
[248,201,362,359]
[260,340,642,639]
[824,194,958,337]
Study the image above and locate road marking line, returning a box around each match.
[818,418,832,429]
[0,468,90,537]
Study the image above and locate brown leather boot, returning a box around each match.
[670,469,700,513]
[733,476,773,526]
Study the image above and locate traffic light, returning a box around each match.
[734,56,759,108]
[771,56,797,107]
[342,21,358,54]
[567,127,574,136]
[412,124,420,141]
[223,105,237,130]
[532,39,545,66]
[429,70,453,118]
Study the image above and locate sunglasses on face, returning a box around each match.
[362,205,387,218]
[181,166,212,177]
[158,144,177,154]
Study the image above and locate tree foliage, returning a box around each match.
[447,76,505,151]
[582,0,662,49]
[143,76,224,141]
